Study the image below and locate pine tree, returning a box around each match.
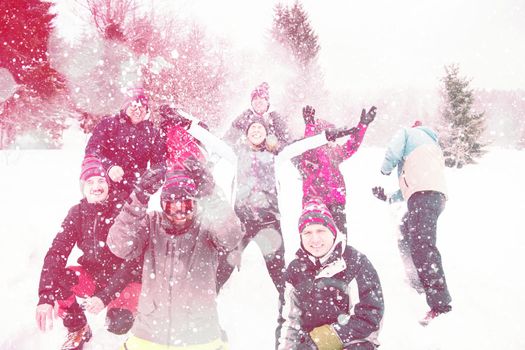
[270,1,325,120]
[438,64,488,168]
[271,2,320,67]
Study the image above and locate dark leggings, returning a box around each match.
[216,218,285,349]
[216,219,285,296]
[400,191,451,311]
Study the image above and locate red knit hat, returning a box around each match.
[298,199,337,237]
[250,82,270,101]
[412,120,422,128]
[161,169,198,201]
[80,155,106,182]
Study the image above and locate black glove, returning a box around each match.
[325,127,358,142]
[303,105,316,124]
[183,156,214,197]
[134,166,166,204]
[372,186,387,201]
[360,106,377,125]
[159,104,192,129]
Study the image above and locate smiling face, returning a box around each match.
[300,224,335,258]
[125,100,147,125]
[83,176,109,203]
[251,96,269,115]
[246,122,267,147]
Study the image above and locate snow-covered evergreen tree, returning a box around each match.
[270,1,326,119]
[438,64,488,168]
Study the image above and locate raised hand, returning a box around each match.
[372,186,387,201]
[302,105,316,124]
[360,106,377,125]
[134,166,166,204]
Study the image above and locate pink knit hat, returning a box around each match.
[412,120,422,128]
[250,82,270,101]
[298,199,337,237]
[161,169,198,201]
[80,155,106,182]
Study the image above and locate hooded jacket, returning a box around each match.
[295,119,368,206]
[85,110,166,195]
[279,234,384,349]
[107,193,243,346]
[37,198,142,306]
[381,126,448,201]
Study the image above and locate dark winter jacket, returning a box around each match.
[223,109,291,149]
[295,119,368,206]
[107,193,243,346]
[279,242,384,349]
[85,110,166,195]
[37,198,142,307]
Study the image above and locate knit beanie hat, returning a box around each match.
[80,155,106,182]
[122,87,149,110]
[161,169,198,201]
[245,115,268,135]
[298,199,338,237]
[250,82,270,101]
[412,120,422,128]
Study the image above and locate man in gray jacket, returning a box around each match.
[107,168,243,349]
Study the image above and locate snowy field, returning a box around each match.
[1,136,524,349]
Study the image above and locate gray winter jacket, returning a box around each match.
[107,193,243,346]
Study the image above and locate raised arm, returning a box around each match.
[381,128,407,175]
[107,194,151,260]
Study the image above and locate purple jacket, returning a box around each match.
[295,119,368,206]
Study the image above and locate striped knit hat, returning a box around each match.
[298,199,337,237]
[80,155,106,182]
[161,169,197,201]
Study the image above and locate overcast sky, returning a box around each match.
[53,0,525,92]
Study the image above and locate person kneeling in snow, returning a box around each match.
[279,200,384,350]
[107,168,243,349]
[36,156,142,350]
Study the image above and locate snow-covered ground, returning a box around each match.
[1,137,524,349]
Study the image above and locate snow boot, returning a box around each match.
[61,324,92,350]
[419,306,451,326]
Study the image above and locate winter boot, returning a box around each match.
[61,324,92,350]
[419,306,451,326]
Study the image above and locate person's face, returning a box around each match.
[125,100,147,125]
[300,224,335,258]
[247,122,267,147]
[251,96,269,114]
[162,197,196,232]
[83,176,109,203]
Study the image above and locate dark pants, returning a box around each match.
[400,191,451,311]
[57,266,140,334]
[216,218,285,349]
[327,203,347,237]
[216,218,285,295]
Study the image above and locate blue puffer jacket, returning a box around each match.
[381,126,447,202]
[85,110,166,195]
